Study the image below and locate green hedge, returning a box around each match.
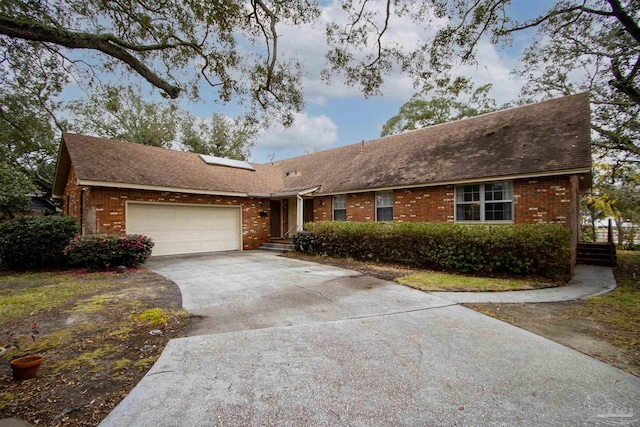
[293,221,572,278]
[64,234,154,270]
[0,216,79,270]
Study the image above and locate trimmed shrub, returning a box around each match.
[0,216,79,270]
[294,221,572,278]
[64,234,154,270]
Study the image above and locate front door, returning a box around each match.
[303,199,314,224]
[270,200,282,238]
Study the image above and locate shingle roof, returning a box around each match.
[53,134,284,196]
[53,93,591,198]
[271,92,592,194]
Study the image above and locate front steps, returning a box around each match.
[259,240,295,253]
[577,242,617,267]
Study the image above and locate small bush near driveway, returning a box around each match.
[294,222,571,278]
[64,234,154,270]
[0,216,78,271]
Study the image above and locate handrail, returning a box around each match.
[283,224,297,239]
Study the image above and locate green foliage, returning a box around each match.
[296,222,572,278]
[381,78,497,136]
[180,113,257,160]
[0,42,66,194]
[0,216,78,270]
[69,85,180,148]
[0,161,36,219]
[64,234,154,270]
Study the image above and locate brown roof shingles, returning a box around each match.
[58,134,283,195]
[273,92,591,194]
[54,93,591,197]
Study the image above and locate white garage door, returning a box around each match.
[127,203,241,256]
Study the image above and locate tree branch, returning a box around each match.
[501,4,613,34]
[606,0,640,44]
[610,56,640,105]
[0,16,182,98]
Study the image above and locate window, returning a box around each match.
[455,182,513,222]
[333,195,346,221]
[376,191,394,221]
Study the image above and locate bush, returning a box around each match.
[0,216,79,270]
[64,234,154,270]
[294,221,572,278]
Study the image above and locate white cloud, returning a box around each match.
[252,112,338,160]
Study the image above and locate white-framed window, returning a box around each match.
[376,191,394,221]
[455,182,513,222]
[333,195,347,221]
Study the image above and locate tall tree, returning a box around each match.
[327,0,639,160]
[381,78,497,136]
[180,114,257,161]
[0,161,35,220]
[69,85,180,148]
[69,85,256,159]
[0,42,66,191]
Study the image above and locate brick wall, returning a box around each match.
[63,166,83,228]
[62,181,271,250]
[310,175,576,227]
[513,176,573,225]
[394,186,455,223]
[62,171,579,253]
[312,196,333,221]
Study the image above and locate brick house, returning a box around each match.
[53,93,592,259]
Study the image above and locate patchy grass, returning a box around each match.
[0,272,124,321]
[467,251,640,377]
[135,308,170,326]
[576,251,640,349]
[396,271,560,292]
[0,268,190,426]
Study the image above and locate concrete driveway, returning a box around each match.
[100,251,640,426]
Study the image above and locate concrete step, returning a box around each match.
[576,257,617,266]
[259,242,295,252]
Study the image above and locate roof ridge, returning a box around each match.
[262,92,589,166]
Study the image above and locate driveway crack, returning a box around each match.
[293,283,350,319]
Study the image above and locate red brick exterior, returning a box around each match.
[63,174,270,250]
[311,176,576,226]
[312,196,333,221]
[62,166,580,259]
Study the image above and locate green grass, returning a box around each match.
[396,271,558,292]
[0,271,122,321]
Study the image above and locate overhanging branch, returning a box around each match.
[0,16,182,98]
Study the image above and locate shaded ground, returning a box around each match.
[285,251,639,377]
[0,268,190,426]
[285,252,562,290]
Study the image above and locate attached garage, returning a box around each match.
[126,203,242,256]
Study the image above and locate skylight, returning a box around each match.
[199,154,255,171]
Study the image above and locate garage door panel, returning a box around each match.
[127,204,241,256]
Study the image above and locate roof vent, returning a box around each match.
[198,154,255,171]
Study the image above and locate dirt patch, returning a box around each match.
[0,268,190,426]
[284,252,421,281]
[466,301,639,376]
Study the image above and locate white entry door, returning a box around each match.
[127,203,241,256]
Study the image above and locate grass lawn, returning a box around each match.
[0,268,189,426]
[396,271,561,292]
